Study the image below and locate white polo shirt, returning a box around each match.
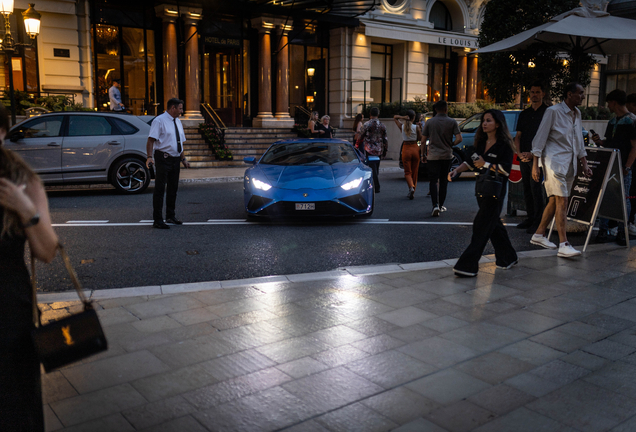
[149,111,186,157]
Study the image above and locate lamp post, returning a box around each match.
[0,2,41,125]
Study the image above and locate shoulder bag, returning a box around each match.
[475,165,504,199]
[31,244,108,372]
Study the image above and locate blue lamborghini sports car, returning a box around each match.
[243,139,375,218]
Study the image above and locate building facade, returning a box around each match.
[1,0,493,128]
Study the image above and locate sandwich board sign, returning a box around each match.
[548,147,629,251]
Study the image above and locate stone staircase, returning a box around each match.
[182,126,356,168]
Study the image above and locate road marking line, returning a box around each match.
[51,219,515,227]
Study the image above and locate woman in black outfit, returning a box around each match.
[315,115,334,138]
[449,109,518,277]
[0,103,58,431]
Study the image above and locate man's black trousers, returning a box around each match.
[428,159,452,208]
[153,151,181,222]
[519,160,545,222]
[367,159,381,192]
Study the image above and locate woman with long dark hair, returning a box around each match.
[394,109,422,199]
[448,109,517,277]
[0,103,58,431]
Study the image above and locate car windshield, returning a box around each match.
[459,114,481,133]
[260,142,360,166]
[459,111,519,133]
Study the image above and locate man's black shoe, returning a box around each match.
[617,233,627,246]
[516,219,533,229]
[166,217,183,225]
[153,221,170,229]
[596,229,609,243]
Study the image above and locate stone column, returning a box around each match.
[274,27,293,126]
[251,18,293,128]
[155,5,179,111]
[183,9,203,123]
[251,18,273,127]
[456,54,467,103]
[467,55,478,103]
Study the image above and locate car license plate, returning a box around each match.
[295,203,315,210]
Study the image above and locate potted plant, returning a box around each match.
[199,123,233,160]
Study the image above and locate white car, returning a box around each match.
[6,112,153,193]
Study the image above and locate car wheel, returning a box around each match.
[450,151,463,172]
[449,151,463,181]
[111,158,150,194]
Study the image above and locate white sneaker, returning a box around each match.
[440,206,447,212]
[530,234,557,249]
[557,242,581,258]
[610,227,618,236]
[629,223,636,236]
[432,206,440,217]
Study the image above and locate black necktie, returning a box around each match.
[174,119,182,154]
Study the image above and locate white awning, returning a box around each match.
[361,20,478,49]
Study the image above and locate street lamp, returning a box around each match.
[0,2,41,125]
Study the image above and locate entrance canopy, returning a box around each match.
[362,21,477,49]
[476,7,636,56]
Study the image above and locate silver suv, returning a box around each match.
[6,112,152,193]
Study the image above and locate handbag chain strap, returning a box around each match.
[31,243,90,327]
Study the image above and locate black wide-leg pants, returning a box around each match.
[153,152,181,222]
[455,185,517,274]
[519,160,546,222]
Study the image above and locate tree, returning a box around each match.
[478,0,596,103]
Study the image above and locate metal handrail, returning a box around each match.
[200,103,226,129]
[350,77,403,116]
[296,105,311,117]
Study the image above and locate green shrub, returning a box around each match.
[579,106,611,120]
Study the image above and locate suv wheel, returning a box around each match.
[111,158,150,194]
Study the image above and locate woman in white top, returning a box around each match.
[394,110,422,199]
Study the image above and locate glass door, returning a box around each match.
[204,48,241,126]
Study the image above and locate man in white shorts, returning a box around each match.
[529,83,592,257]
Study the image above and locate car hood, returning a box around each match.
[256,164,362,189]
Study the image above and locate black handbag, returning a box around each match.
[475,165,504,199]
[31,244,108,372]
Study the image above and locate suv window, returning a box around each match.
[110,117,139,135]
[503,111,519,131]
[19,116,64,138]
[68,116,113,136]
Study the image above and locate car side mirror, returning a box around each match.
[244,157,256,165]
[9,131,24,142]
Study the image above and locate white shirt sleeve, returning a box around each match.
[531,108,554,158]
[149,117,163,140]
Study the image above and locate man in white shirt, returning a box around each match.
[529,83,592,257]
[146,98,190,229]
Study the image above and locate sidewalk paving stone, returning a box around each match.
[40,244,636,431]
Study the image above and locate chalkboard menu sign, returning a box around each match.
[558,147,629,251]
[567,148,613,223]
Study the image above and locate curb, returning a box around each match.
[36,242,625,304]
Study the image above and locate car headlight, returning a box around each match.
[252,178,272,191]
[341,177,363,190]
